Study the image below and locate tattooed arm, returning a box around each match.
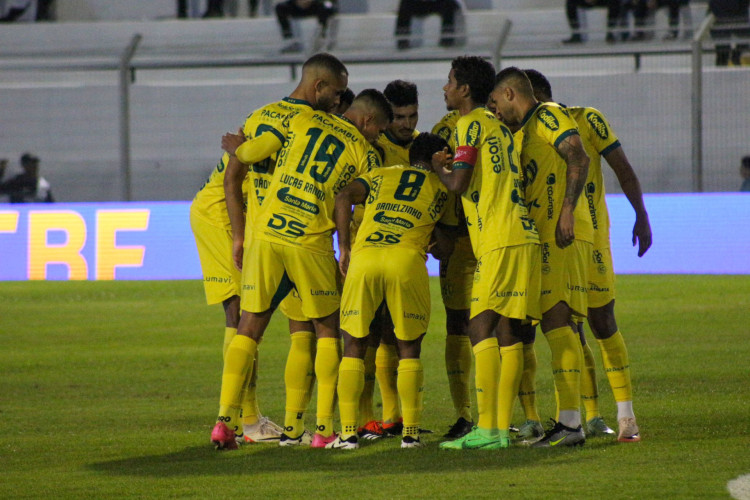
[554,133,589,248]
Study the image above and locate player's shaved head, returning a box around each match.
[523,68,553,102]
[495,66,535,99]
[409,132,450,168]
[351,89,394,124]
[301,52,348,82]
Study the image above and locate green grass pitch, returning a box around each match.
[1,275,749,499]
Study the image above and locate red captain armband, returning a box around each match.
[454,146,478,167]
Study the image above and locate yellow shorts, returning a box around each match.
[470,243,541,321]
[278,289,309,322]
[540,239,591,318]
[241,238,339,319]
[341,247,430,341]
[587,245,616,309]
[439,235,476,311]
[190,210,240,305]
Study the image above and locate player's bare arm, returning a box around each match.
[428,223,456,260]
[334,180,367,277]
[221,128,245,156]
[555,133,590,248]
[223,154,249,270]
[432,147,471,193]
[604,146,652,257]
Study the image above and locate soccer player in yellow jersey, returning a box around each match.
[431,108,477,439]
[192,53,347,446]
[327,133,453,449]
[491,66,591,447]
[210,89,391,450]
[524,69,650,443]
[356,80,422,440]
[431,56,541,450]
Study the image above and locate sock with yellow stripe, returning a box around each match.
[518,343,541,422]
[376,343,401,423]
[580,340,600,421]
[473,337,500,431]
[283,331,316,437]
[397,358,424,439]
[445,334,473,421]
[497,342,523,431]
[314,337,340,437]
[218,335,256,436]
[337,356,365,439]
[596,330,633,418]
[544,326,582,428]
[358,346,378,425]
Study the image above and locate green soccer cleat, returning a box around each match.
[586,416,615,437]
[440,427,509,450]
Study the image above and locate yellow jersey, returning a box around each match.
[375,129,419,168]
[453,107,539,256]
[432,110,464,230]
[517,102,594,244]
[191,97,313,229]
[567,106,621,247]
[352,164,449,257]
[236,109,381,254]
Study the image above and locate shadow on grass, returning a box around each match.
[88,437,618,477]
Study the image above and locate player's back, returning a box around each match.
[353,164,448,257]
[254,110,381,254]
[519,102,593,244]
[567,105,621,239]
[191,97,313,228]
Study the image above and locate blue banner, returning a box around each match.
[1,193,749,281]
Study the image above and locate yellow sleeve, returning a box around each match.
[235,127,285,165]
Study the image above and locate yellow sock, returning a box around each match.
[473,337,500,431]
[596,330,632,403]
[358,346,377,425]
[498,342,523,431]
[544,326,582,412]
[376,344,401,423]
[580,340,600,420]
[283,331,316,437]
[241,349,260,426]
[338,357,365,439]
[519,343,540,422]
[445,334,473,421]
[223,327,236,360]
[314,337,340,437]
[397,358,424,439]
[218,335,256,435]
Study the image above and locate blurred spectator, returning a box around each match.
[709,0,750,66]
[0,0,37,22]
[0,153,54,203]
[740,156,750,192]
[563,0,621,43]
[628,0,691,41]
[395,0,461,50]
[36,0,53,20]
[276,0,337,53]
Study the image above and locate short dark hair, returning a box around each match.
[451,56,496,106]
[303,52,348,78]
[409,132,450,166]
[21,152,39,165]
[340,88,355,108]
[742,156,750,168]
[355,89,394,123]
[495,66,534,97]
[523,68,553,101]
[383,80,418,108]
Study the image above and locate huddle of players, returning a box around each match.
[190,51,651,451]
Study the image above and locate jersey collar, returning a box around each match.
[283,97,313,108]
[520,101,542,128]
[384,130,414,148]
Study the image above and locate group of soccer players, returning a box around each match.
[190,51,652,451]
